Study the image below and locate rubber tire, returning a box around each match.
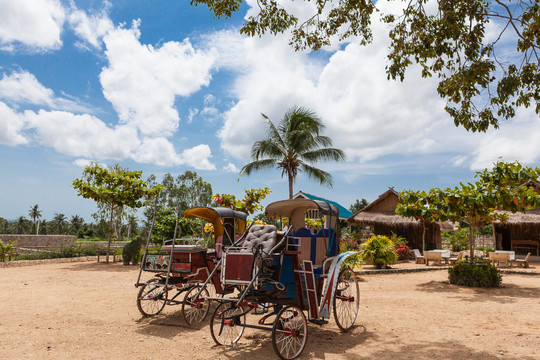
[271,305,308,360]
[181,285,210,324]
[332,267,360,331]
[209,302,246,346]
[136,278,168,316]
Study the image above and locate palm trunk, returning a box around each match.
[288,172,294,199]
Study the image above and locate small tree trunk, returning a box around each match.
[107,204,114,264]
[422,220,426,253]
[491,222,496,250]
[469,225,475,261]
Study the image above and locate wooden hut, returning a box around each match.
[346,188,451,250]
[492,180,540,255]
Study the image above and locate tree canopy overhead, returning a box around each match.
[191,0,539,132]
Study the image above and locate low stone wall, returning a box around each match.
[0,235,76,249]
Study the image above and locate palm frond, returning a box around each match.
[239,159,278,179]
[301,147,346,163]
[262,113,285,146]
[300,163,334,187]
[313,135,333,148]
[251,139,285,160]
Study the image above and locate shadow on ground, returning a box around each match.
[416,279,540,304]
[61,261,137,272]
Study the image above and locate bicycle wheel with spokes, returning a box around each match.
[137,278,168,316]
[332,267,360,331]
[271,305,308,360]
[181,285,210,324]
[210,302,246,346]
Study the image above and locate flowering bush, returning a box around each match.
[448,259,501,287]
[340,235,359,252]
[395,244,410,260]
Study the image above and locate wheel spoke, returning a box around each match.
[333,268,360,331]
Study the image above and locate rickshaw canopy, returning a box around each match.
[184,207,247,236]
[265,199,339,232]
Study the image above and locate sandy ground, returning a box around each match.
[1,260,539,360]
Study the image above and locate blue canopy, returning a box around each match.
[293,191,353,220]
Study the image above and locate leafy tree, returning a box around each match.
[398,161,540,259]
[214,187,272,214]
[239,106,346,199]
[193,1,539,131]
[0,217,9,234]
[147,171,213,215]
[178,171,214,210]
[28,204,42,235]
[349,198,369,213]
[73,162,162,262]
[126,214,139,241]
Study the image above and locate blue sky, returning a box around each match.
[0,0,538,222]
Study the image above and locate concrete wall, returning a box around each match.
[0,235,76,248]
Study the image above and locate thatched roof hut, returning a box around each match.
[347,188,452,249]
[491,180,540,255]
[493,208,540,255]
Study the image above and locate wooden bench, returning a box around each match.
[425,251,442,266]
[511,240,539,256]
[97,247,122,262]
[489,252,512,267]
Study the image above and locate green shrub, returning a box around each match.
[390,233,407,246]
[360,235,397,269]
[444,228,469,252]
[448,259,501,287]
[341,252,363,269]
[18,244,100,261]
[0,240,18,262]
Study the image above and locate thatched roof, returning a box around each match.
[347,187,455,231]
[494,208,540,225]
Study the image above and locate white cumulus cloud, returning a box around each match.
[68,0,114,50]
[0,70,54,106]
[0,0,65,51]
[100,20,216,137]
[24,109,140,159]
[0,101,28,146]
[223,162,239,173]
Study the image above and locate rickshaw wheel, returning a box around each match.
[271,305,308,360]
[332,267,360,332]
[210,302,246,346]
[181,285,210,324]
[137,278,168,316]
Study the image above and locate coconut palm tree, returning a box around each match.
[28,204,42,234]
[52,213,67,234]
[70,215,85,236]
[239,106,346,199]
[15,216,31,234]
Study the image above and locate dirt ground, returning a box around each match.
[1,260,539,360]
